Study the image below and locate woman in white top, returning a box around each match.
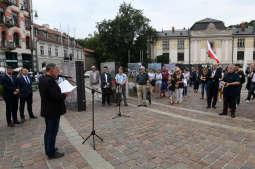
[148,68,155,95]
[155,69,162,97]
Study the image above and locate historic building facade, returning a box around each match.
[149,18,255,65]
[0,0,33,70]
[34,24,84,72]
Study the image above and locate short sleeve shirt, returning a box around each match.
[223,72,240,97]
[115,73,127,84]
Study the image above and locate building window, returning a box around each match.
[1,31,6,47]
[25,17,30,29]
[237,39,245,48]
[178,40,184,49]
[162,40,169,50]
[13,32,19,47]
[177,52,184,61]
[48,46,51,56]
[23,0,29,10]
[55,48,58,56]
[40,46,44,55]
[237,51,244,60]
[12,12,18,25]
[26,37,30,49]
[0,8,4,24]
[69,54,73,61]
[253,51,255,60]
[64,49,68,60]
[254,39,255,48]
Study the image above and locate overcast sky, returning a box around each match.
[33,0,255,39]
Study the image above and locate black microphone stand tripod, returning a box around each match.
[112,84,130,119]
[81,87,103,150]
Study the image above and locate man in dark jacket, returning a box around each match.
[101,66,112,106]
[2,66,20,127]
[39,63,71,159]
[234,65,245,105]
[206,63,222,109]
[219,64,240,118]
[17,68,37,122]
[136,66,149,107]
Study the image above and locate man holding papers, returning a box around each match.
[39,63,71,159]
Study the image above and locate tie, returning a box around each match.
[25,76,30,84]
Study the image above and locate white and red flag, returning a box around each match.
[207,41,220,63]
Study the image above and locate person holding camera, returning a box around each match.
[115,67,128,106]
[219,64,240,118]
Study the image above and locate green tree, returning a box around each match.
[96,2,157,68]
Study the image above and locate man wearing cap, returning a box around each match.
[1,66,20,127]
[136,66,149,107]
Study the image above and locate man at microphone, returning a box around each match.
[115,67,128,106]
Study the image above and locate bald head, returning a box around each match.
[91,66,96,72]
[227,64,234,73]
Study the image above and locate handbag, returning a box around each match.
[151,74,156,86]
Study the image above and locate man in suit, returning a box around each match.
[206,63,222,109]
[39,63,71,159]
[101,66,112,106]
[2,66,20,127]
[17,68,37,122]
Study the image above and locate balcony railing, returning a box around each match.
[0,0,17,6]
[0,41,16,51]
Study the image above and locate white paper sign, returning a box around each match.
[58,80,77,93]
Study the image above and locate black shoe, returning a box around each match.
[143,105,147,107]
[206,106,211,109]
[21,119,26,123]
[48,152,64,160]
[30,116,37,119]
[219,112,227,116]
[108,104,112,106]
[138,105,143,107]
[13,121,21,124]
[231,114,236,118]
[124,103,128,106]
[8,123,15,127]
[212,106,216,109]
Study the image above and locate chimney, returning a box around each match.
[241,23,245,32]
[172,27,175,32]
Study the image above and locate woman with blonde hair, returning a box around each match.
[174,68,184,104]
[155,69,162,98]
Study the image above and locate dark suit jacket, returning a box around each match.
[1,74,18,99]
[39,75,66,118]
[17,75,32,98]
[101,72,112,89]
[206,67,222,89]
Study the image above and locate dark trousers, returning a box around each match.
[223,96,236,115]
[247,83,255,101]
[19,93,34,119]
[236,86,242,105]
[207,86,219,107]
[146,90,151,104]
[102,88,111,105]
[183,86,188,96]
[44,116,60,156]
[4,96,18,124]
[201,83,208,99]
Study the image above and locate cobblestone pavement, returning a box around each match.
[1,86,255,169]
[0,93,92,169]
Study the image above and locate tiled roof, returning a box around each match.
[157,30,189,37]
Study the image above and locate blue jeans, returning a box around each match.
[44,116,60,156]
[201,83,208,99]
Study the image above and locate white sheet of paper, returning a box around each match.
[58,80,77,93]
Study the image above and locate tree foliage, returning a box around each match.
[80,2,157,68]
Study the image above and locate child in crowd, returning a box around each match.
[168,74,176,104]
[146,80,151,104]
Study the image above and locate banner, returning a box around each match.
[128,63,142,78]
[148,63,162,72]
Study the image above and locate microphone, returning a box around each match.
[58,75,72,78]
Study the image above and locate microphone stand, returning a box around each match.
[81,86,103,150]
[112,84,130,119]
